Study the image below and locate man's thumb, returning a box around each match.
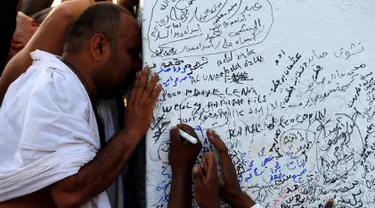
[192,166,203,185]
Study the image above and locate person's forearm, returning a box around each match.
[31,0,94,55]
[50,129,142,208]
[0,0,93,104]
[168,170,192,208]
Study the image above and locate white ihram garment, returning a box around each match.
[0,50,111,207]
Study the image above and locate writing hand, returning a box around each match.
[169,124,202,173]
[193,152,220,208]
[168,124,201,208]
[207,130,255,208]
[124,67,162,139]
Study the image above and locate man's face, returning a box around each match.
[102,14,142,96]
[16,12,39,42]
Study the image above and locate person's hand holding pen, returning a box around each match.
[166,126,335,208]
[169,124,202,171]
[196,130,255,208]
[168,124,202,208]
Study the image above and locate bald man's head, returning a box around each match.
[64,3,132,53]
[63,3,142,98]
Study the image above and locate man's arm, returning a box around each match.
[169,168,194,208]
[0,0,94,104]
[50,130,141,207]
[50,69,162,207]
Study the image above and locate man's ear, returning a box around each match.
[90,34,110,62]
[11,36,26,51]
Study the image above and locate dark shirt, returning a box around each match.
[0,0,19,75]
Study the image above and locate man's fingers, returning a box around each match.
[129,71,141,105]
[176,124,201,148]
[169,126,180,146]
[176,124,199,139]
[207,130,238,180]
[205,152,218,180]
[140,73,159,103]
[207,130,228,153]
[202,154,209,171]
[193,165,204,186]
[146,84,162,107]
[207,129,230,164]
[324,200,334,208]
[134,68,150,104]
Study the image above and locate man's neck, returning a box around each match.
[61,53,97,101]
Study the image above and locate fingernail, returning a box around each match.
[212,130,217,135]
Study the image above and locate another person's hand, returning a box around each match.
[324,200,334,208]
[167,124,201,208]
[193,152,220,208]
[207,130,255,208]
[169,124,202,172]
[124,67,162,138]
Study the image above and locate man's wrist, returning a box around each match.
[121,128,143,142]
[171,166,193,177]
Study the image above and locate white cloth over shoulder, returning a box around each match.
[0,50,110,207]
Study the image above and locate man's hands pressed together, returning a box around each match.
[124,67,162,138]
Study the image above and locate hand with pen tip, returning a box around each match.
[169,124,202,172]
[167,124,335,208]
[168,124,202,208]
